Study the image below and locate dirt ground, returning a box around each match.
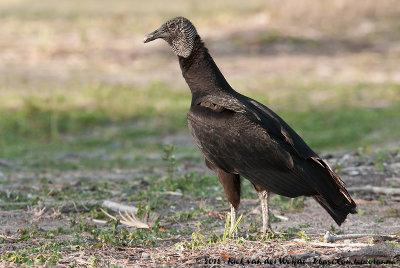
[0,1,400,266]
[0,147,399,267]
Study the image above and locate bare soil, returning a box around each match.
[0,147,399,267]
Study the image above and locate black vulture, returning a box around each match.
[144,17,357,233]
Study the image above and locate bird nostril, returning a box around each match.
[143,35,151,43]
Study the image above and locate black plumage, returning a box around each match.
[144,17,356,232]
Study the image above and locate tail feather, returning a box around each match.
[313,195,357,226]
[294,157,357,225]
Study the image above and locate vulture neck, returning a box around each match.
[178,36,234,98]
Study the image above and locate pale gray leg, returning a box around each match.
[230,203,238,237]
[258,190,273,234]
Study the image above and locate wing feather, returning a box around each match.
[187,104,316,196]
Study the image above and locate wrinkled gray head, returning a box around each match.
[143,17,197,58]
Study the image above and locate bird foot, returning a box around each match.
[263,228,275,235]
[261,225,275,238]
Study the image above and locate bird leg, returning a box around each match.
[204,159,241,237]
[258,190,273,234]
[230,203,238,237]
[204,158,241,236]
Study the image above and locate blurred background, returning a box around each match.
[0,0,399,170]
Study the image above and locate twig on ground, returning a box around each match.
[348,185,400,195]
[92,219,107,224]
[0,200,102,207]
[162,191,183,196]
[353,198,399,204]
[0,234,17,240]
[272,210,289,221]
[324,231,399,243]
[340,243,400,258]
[294,239,369,248]
[289,252,320,259]
[102,200,138,213]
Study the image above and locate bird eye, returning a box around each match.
[169,23,175,30]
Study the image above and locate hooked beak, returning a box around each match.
[143,26,167,43]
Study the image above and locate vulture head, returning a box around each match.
[143,16,197,58]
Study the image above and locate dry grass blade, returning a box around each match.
[118,211,149,229]
[29,206,46,223]
[100,208,118,221]
[100,208,149,229]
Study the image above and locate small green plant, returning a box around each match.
[1,241,63,266]
[379,195,386,206]
[280,196,305,212]
[328,224,342,235]
[17,227,38,242]
[174,214,243,250]
[162,144,177,178]
[90,209,106,220]
[374,215,384,223]
[298,223,310,228]
[357,209,365,216]
[277,227,298,240]
[297,230,312,241]
[269,213,281,223]
[247,221,259,234]
[386,241,400,247]
[174,225,208,250]
[222,213,243,243]
[136,202,149,219]
[88,255,98,267]
[386,208,400,217]
[374,151,389,171]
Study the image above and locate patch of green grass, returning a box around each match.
[2,246,62,266]
[277,227,298,240]
[280,104,400,152]
[329,226,343,235]
[385,208,400,218]
[174,214,243,250]
[386,241,400,247]
[280,196,305,212]
[374,215,384,223]
[2,227,115,266]
[374,150,391,171]
[128,145,221,203]
[0,81,189,141]
[1,79,399,172]
[269,213,281,223]
[15,226,69,242]
[69,218,169,247]
[297,230,312,241]
[298,223,310,228]
[168,210,200,222]
[0,190,30,203]
[0,81,190,167]
[357,209,366,216]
